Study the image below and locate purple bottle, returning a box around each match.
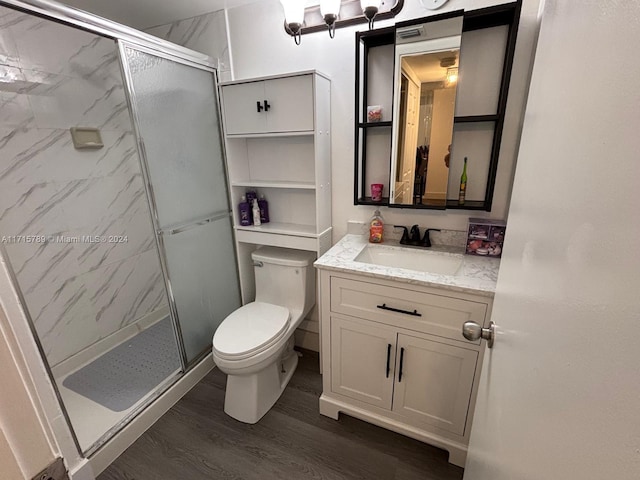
[246,189,257,204]
[238,195,252,226]
[258,194,270,223]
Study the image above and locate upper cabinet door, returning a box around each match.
[264,75,314,133]
[222,81,267,135]
[222,75,315,135]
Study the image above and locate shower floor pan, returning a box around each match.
[63,316,182,412]
[58,316,182,450]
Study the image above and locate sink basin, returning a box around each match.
[355,245,463,276]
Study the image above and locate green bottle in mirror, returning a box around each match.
[459,157,468,205]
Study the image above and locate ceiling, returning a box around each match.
[58,0,259,29]
[403,51,459,84]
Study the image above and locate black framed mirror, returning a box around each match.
[354,1,522,211]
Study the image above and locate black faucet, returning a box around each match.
[394,225,441,247]
[393,225,411,245]
[422,228,441,248]
[409,225,421,244]
[394,225,424,246]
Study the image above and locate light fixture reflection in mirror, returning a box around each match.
[390,16,463,208]
[446,66,458,85]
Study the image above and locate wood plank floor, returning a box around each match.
[98,350,464,480]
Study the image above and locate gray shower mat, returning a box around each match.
[63,317,182,412]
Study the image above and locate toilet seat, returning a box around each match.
[213,302,290,361]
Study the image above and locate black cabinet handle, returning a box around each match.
[386,344,392,378]
[264,100,271,111]
[376,303,422,317]
[398,347,405,382]
[256,101,264,112]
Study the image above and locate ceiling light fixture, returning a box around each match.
[446,67,459,86]
[321,0,342,38]
[440,56,458,85]
[282,0,401,44]
[440,56,456,68]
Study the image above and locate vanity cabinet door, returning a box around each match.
[263,75,314,133]
[330,316,396,410]
[221,81,267,134]
[392,334,478,436]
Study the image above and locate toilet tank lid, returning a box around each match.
[252,247,316,267]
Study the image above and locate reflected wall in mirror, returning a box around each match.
[390,15,463,207]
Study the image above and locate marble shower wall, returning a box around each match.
[0,6,168,367]
[145,10,232,82]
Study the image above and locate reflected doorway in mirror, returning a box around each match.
[390,14,463,208]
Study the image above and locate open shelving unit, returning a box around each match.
[220,71,332,343]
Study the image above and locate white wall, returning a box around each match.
[0,250,91,479]
[227,0,542,240]
[0,305,56,480]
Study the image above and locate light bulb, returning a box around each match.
[280,0,305,44]
[446,67,459,86]
[280,0,304,25]
[321,0,341,17]
[361,0,381,29]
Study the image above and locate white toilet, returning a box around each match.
[212,246,316,424]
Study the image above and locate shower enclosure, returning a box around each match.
[0,0,240,457]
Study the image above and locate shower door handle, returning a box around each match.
[263,100,271,111]
[256,101,264,112]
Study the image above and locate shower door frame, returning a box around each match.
[117,40,239,369]
[0,0,236,461]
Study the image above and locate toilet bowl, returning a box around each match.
[212,246,316,424]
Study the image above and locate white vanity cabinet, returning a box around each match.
[220,71,331,349]
[319,271,492,467]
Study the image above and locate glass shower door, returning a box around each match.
[120,44,241,365]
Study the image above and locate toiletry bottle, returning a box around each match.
[258,194,270,223]
[369,209,384,243]
[252,198,261,226]
[239,195,251,226]
[246,189,257,205]
[458,157,468,205]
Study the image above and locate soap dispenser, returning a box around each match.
[369,209,384,243]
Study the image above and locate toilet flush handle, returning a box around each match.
[253,261,264,267]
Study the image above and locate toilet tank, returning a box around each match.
[252,247,316,318]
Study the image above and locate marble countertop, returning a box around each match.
[314,234,500,297]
